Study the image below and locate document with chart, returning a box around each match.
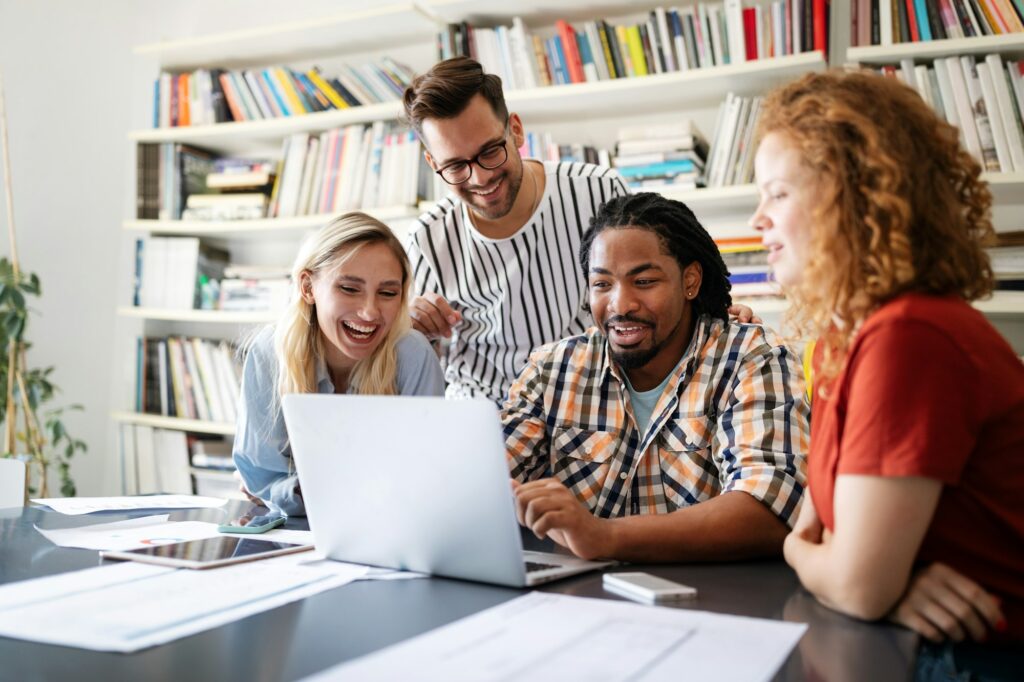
[306,592,807,682]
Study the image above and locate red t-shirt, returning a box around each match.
[809,293,1024,641]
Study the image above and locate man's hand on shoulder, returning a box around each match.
[409,293,462,339]
[728,303,762,325]
[512,479,611,561]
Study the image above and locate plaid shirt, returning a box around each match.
[503,316,809,525]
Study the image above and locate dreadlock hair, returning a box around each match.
[579,192,732,322]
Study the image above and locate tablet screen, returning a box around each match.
[102,536,312,569]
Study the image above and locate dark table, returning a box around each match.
[0,503,918,681]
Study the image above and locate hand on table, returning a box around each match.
[889,562,1006,643]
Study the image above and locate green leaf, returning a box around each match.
[8,288,25,311]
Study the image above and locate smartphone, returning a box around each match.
[217,511,287,534]
[602,572,698,603]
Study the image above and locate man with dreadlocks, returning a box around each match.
[502,193,810,563]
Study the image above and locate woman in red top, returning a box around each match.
[750,71,1024,672]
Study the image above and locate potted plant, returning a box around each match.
[0,74,86,500]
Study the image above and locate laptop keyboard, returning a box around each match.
[525,561,561,573]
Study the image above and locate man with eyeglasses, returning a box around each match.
[400,57,631,402]
[403,57,754,402]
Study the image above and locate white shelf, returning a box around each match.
[111,410,235,435]
[123,206,421,238]
[735,292,1024,317]
[983,172,1024,203]
[659,184,758,212]
[977,291,1024,315]
[128,53,826,151]
[133,4,438,71]
[506,52,827,122]
[848,34,1024,64]
[129,101,404,154]
[117,307,276,324]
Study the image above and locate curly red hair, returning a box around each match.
[757,69,996,385]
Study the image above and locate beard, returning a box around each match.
[604,312,683,370]
[458,161,524,221]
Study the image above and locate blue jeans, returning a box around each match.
[916,641,1024,682]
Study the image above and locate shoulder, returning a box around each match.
[527,327,603,368]
[395,328,438,363]
[549,160,627,190]
[854,293,1003,365]
[408,195,462,247]
[243,325,278,368]
[700,316,792,365]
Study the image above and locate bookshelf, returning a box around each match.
[117,3,1023,497]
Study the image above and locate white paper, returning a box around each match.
[32,494,228,515]
[306,592,807,682]
[0,552,369,652]
[35,517,230,551]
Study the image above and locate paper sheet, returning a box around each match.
[0,552,369,652]
[32,494,228,515]
[305,592,807,682]
[34,516,230,551]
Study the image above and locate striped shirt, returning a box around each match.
[406,161,629,402]
[502,316,810,524]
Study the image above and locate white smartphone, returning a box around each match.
[602,572,698,603]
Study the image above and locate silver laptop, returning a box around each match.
[281,394,611,587]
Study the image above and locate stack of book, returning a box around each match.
[152,58,417,127]
[137,143,216,220]
[218,264,291,314]
[133,237,228,310]
[135,336,242,424]
[182,158,276,221]
[613,121,709,190]
[704,93,763,187]
[270,122,427,217]
[119,425,193,495]
[437,5,827,90]
[874,55,1024,173]
[717,236,778,298]
[519,133,611,165]
[189,438,245,500]
[851,0,1023,46]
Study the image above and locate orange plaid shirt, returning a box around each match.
[502,316,810,524]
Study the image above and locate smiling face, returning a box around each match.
[419,94,525,221]
[300,241,405,373]
[750,132,821,288]
[588,228,701,389]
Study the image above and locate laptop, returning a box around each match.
[281,394,611,587]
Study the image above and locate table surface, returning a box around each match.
[0,503,918,682]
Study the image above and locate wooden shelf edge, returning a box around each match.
[122,206,421,234]
[111,410,235,435]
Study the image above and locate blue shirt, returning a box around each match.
[623,368,676,437]
[232,326,445,516]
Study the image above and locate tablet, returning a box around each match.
[100,535,313,569]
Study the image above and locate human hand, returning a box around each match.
[409,293,462,339]
[512,479,609,560]
[889,562,1006,643]
[728,303,763,325]
[237,480,264,506]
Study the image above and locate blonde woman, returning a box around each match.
[750,72,1023,672]
[233,212,445,515]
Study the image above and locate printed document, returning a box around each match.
[305,592,807,682]
[32,494,228,515]
[0,553,368,652]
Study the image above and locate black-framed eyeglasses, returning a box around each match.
[435,139,510,185]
